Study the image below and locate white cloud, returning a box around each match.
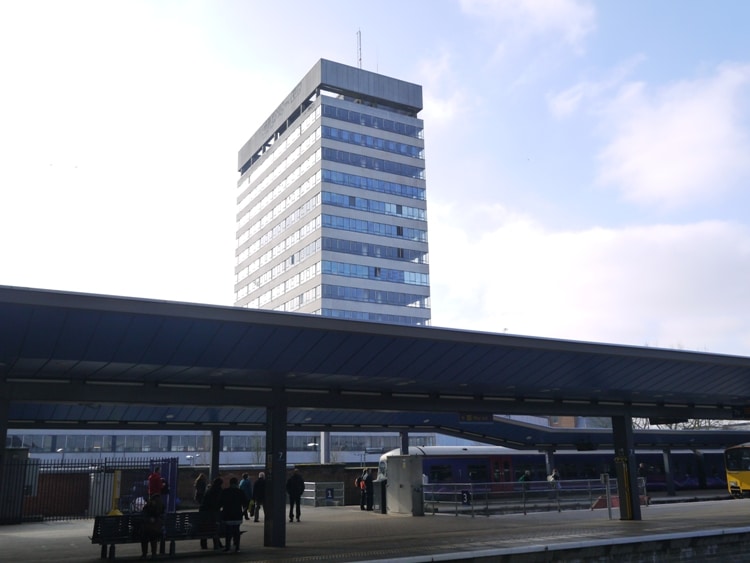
[417,51,474,128]
[547,55,645,118]
[0,1,268,306]
[460,0,596,52]
[429,200,750,356]
[596,63,750,208]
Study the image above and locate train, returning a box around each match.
[378,445,728,492]
[724,443,750,497]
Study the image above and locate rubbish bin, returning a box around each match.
[412,485,424,516]
[378,479,387,514]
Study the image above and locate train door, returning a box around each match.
[490,455,514,492]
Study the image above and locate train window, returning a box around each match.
[468,463,489,482]
[725,448,750,471]
[428,464,453,483]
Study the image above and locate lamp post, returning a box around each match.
[56,448,65,463]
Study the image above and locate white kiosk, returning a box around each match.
[383,455,424,516]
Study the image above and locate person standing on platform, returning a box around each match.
[363,468,374,511]
[199,478,224,550]
[519,469,531,491]
[239,473,253,520]
[219,477,245,552]
[147,466,163,498]
[548,468,561,489]
[638,463,648,482]
[358,472,367,510]
[194,473,207,505]
[252,472,267,522]
[140,493,164,560]
[286,468,305,522]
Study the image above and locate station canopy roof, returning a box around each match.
[2,285,750,450]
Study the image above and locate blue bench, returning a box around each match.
[90,514,144,559]
[91,512,235,559]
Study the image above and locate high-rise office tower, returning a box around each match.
[235,59,430,326]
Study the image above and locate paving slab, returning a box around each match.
[0,495,747,563]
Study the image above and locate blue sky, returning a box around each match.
[1,0,749,356]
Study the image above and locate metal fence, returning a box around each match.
[0,457,179,524]
[302,481,345,507]
[422,475,647,518]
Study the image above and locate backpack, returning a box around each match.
[355,476,363,488]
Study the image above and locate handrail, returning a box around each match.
[421,478,622,517]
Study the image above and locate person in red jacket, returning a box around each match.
[147,466,163,498]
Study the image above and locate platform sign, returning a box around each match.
[459,413,493,424]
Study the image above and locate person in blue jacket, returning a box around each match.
[239,473,253,520]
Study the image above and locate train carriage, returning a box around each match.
[724,443,750,497]
[379,445,727,492]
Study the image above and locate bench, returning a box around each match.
[90,514,145,559]
[92,512,239,559]
[163,511,225,555]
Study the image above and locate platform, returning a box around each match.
[0,494,747,562]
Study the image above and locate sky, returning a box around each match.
[1,0,749,357]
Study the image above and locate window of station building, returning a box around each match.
[35,435,54,452]
[172,434,209,452]
[8,434,54,452]
[86,435,113,453]
[222,434,259,452]
[142,434,169,453]
[120,435,145,452]
[410,436,435,447]
[63,434,89,453]
[288,435,319,451]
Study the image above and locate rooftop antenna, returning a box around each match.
[357,29,362,69]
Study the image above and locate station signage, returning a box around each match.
[732,406,750,418]
[459,413,494,424]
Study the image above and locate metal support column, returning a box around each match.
[399,431,409,455]
[210,428,221,481]
[0,391,8,468]
[662,448,676,496]
[320,431,330,464]
[611,415,642,520]
[264,396,287,548]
